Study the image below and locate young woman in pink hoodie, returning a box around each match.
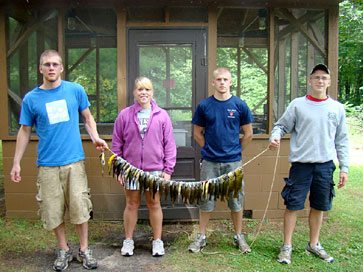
[112,76,176,257]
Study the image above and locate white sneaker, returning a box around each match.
[152,239,165,257]
[121,239,134,256]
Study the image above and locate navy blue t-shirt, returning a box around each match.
[192,95,253,162]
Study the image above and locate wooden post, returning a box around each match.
[116,5,127,110]
[208,6,217,95]
[327,6,339,99]
[0,10,9,137]
[57,8,65,79]
[268,8,275,130]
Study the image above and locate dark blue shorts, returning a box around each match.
[281,161,336,211]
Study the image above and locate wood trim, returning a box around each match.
[116,6,127,110]
[127,22,208,27]
[327,7,339,99]
[268,8,275,131]
[208,6,217,95]
[7,10,58,58]
[290,32,298,99]
[277,38,286,118]
[276,8,326,58]
[57,8,65,79]
[0,10,9,138]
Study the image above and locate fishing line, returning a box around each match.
[249,145,280,247]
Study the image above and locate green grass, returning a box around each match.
[0,126,362,271]
[162,165,363,272]
[0,165,361,271]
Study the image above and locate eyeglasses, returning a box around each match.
[311,76,330,81]
[42,62,61,68]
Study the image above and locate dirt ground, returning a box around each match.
[0,220,192,272]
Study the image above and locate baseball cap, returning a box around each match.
[310,64,330,75]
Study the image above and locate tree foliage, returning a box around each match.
[339,0,363,106]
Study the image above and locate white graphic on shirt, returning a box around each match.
[45,99,70,125]
[227,108,236,119]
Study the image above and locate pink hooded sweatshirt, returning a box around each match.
[111,100,176,174]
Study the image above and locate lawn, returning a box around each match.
[161,165,363,272]
[0,127,362,271]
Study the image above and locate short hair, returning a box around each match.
[39,49,63,65]
[213,67,231,79]
[134,76,153,90]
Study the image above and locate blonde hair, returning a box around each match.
[213,67,231,79]
[39,49,63,65]
[134,76,153,90]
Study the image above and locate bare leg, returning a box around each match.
[53,222,69,250]
[145,191,163,240]
[309,208,324,246]
[75,222,88,251]
[199,211,212,235]
[283,209,298,246]
[124,190,141,239]
[231,210,243,235]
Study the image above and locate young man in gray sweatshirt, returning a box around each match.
[269,64,349,265]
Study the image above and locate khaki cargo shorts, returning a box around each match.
[36,160,92,230]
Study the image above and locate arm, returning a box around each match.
[335,107,349,188]
[240,123,253,150]
[269,102,296,150]
[81,107,108,151]
[10,125,32,183]
[193,124,205,148]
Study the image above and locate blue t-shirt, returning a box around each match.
[192,95,253,162]
[20,80,90,166]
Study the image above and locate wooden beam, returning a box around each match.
[116,5,127,110]
[278,37,286,118]
[278,10,323,39]
[208,6,218,95]
[36,28,45,84]
[217,37,267,48]
[237,47,241,97]
[268,8,275,130]
[327,6,339,99]
[276,8,326,57]
[7,10,58,58]
[57,8,65,80]
[241,47,268,74]
[19,42,29,97]
[68,47,95,74]
[8,88,22,106]
[0,10,9,138]
[290,32,298,99]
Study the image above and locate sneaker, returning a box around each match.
[277,244,292,264]
[306,242,334,263]
[121,239,134,256]
[77,248,98,270]
[152,239,165,257]
[188,233,206,253]
[53,248,73,271]
[234,234,251,253]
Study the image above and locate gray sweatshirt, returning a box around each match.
[270,96,349,173]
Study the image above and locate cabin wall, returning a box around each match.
[3,138,298,220]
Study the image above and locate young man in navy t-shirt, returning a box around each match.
[188,67,254,253]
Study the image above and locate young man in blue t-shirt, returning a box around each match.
[10,49,108,271]
[188,67,254,253]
